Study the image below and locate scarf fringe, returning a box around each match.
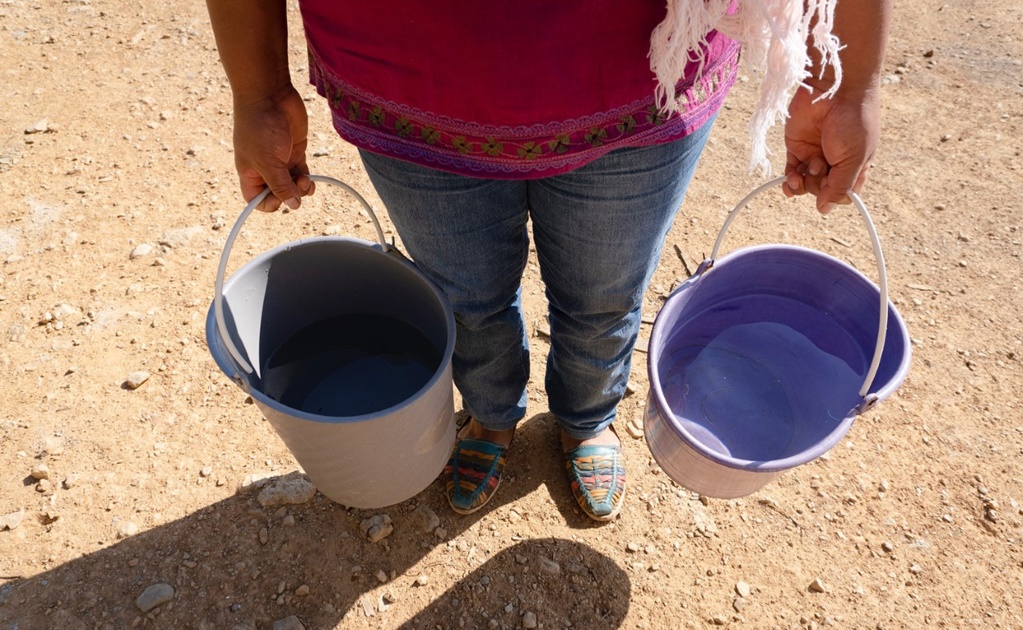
[650,0,842,176]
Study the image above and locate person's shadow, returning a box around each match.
[0,413,631,629]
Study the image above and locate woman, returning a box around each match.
[205,0,890,521]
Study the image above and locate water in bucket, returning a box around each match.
[261,313,443,417]
[658,293,866,462]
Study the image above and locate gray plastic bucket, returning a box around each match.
[644,177,911,499]
[205,175,456,508]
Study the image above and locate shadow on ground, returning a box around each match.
[0,414,631,629]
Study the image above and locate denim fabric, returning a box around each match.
[359,119,713,439]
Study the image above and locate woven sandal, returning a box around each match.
[564,443,626,522]
[444,437,508,515]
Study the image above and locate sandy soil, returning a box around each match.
[1,0,1022,628]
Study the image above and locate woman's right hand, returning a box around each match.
[233,84,315,212]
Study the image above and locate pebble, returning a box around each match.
[30,463,50,480]
[1,509,25,531]
[538,558,561,575]
[625,420,644,439]
[626,542,641,553]
[200,466,213,478]
[360,514,393,543]
[259,527,268,545]
[272,616,305,630]
[257,474,317,507]
[238,472,275,494]
[282,515,295,527]
[711,614,729,625]
[130,243,154,259]
[135,583,174,612]
[522,611,538,629]
[36,479,52,493]
[414,575,429,586]
[411,504,440,533]
[158,226,205,249]
[735,581,751,598]
[294,584,310,596]
[808,578,827,593]
[881,541,894,553]
[434,526,447,539]
[374,569,388,583]
[118,521,140,539]
[733,598,745,612]
[125,371,151,390]
[24,119,50,134]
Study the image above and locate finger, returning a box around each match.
[262,166,303,212]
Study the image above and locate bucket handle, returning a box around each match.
[214,174,388,375]
[707,176,889,400]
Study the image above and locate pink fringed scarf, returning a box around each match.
[650,0,843,175]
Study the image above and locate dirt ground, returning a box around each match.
[1,1,1022,628]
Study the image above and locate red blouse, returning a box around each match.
[300,1,739,178]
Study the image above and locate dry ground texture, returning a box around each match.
[2,0,1022,628]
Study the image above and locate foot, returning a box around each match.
[443,418,514,515]
[563,426,626,522]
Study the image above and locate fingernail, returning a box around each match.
[808,163,823,177]
[820,202,836,214]
[284,197,300,210]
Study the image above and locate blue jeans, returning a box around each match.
[359,121,713,440]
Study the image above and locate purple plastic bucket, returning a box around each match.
[645,178,911,499]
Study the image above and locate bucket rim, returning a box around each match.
[646,243,912,472]
[205,235,458,425]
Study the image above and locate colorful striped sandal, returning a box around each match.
[565,443,627,522]
[444,437,508,515]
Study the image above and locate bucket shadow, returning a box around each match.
[0,414,628,628]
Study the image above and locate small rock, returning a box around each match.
[626,542,641,553]
[360,514,393,543]
[1,509,26,531]
[238,472,274,494]
[130,243,154,259]
[522,611,538,629]
[711,614,729,625]
[881,541,894,553]
[735,581,751,598]
[414,575,429,586]
[282,515,295,527]
[36,479,52,493]
[808,578,827,593]
[158,226,205,249]
[294,584,310,596]
[25,120,50,134]
[733,598,745,612]
[625,420,644,439]
[272,616,305,630]
[411,504,440,533]
[257,473,317,507]
[118,521,139,539]
[125,371,151,390]
[259,527,268,545]
[434,527,447,539]
[199,466,213,478]
[30,463,50,480]
[136,583,174,612]
[374,569,388,583]
[538,558,561,574]
[909,564,923,575]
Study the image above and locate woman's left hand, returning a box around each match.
[783,84,882,214]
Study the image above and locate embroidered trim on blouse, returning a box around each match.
[309,42,740,178]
